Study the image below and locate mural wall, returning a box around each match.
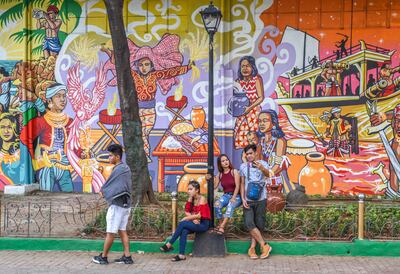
[0,0,399,198]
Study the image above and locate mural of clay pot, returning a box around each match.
[178,162,208,194]
[191,106,206,129]
[266,185,286,213]
[299,152,332,196]
[227,92,250,117]
[286,138,317,184]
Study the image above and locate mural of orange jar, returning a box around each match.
[286,138,317,184]
[178,162,208,194]
[299,152,332,196]
[190,106,206,129]
[96,153,114,180]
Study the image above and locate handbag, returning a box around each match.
[246,163,265,201]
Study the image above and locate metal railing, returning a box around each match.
[2,195,106,237]
[1,193,400,241]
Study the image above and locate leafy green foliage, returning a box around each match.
[83,203,400,240]
[0,0,82,56]
[10,28,46,43]
[0,2,24,27]
[0,0,19,5]
[59,0,81,31]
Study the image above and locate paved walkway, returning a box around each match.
[0,250,398,273]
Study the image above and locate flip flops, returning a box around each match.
[171,255,186,262]
[160,244,174,252]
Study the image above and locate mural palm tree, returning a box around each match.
[0,0,82,56]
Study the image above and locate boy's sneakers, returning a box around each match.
[92,253,109,264]
[114,255,134,264]
[248,247,258,259]
[260,244,272,259]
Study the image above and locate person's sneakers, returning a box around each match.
[260,244,272,259]
[248,247,258,259]
[92,253,109,264]
[114,255,134,264]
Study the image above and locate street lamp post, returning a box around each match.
[200,1,222,229]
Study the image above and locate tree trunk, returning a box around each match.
[104,0,157,205]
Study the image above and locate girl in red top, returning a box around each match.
[160,180,210,261]
[206,154,241,234]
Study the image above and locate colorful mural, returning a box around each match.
[0,0,399,198]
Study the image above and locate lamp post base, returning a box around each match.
[192,230,226,257]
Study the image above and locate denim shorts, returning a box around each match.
[214,193,242,219]
[243,199,266,231]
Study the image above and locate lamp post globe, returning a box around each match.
[200,1,222,38]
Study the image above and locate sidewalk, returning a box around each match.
[0,250,398,274]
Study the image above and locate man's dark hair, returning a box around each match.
[107,144,123,159]
[244,144,257,153]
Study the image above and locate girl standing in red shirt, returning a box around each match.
[160,180,210,261]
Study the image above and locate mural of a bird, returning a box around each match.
[66,62,108,192]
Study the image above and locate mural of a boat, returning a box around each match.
[274,26,399,143]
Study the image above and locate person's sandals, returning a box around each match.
[216,227,225,235]
[160,244,174,252]
[171,255,186,262]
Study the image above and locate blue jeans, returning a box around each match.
[214,193,242,219]
[169,220,210,255]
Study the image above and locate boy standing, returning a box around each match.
[240,144,272,259]
[92,144,133,264]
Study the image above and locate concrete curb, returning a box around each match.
[1,238,400,256]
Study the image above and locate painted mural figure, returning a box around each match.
[309,55,319,69]
[334,49,340,60]
[79,150,98,193]
[345,83,352,96]
[320,60,344,96]
[101,34,192,162]
[241,131,259,162]
[234,56,265,149]
[0,67,14,113]
[0,113,18,189]
[324,107,351,157]
[335,33,349,58]
[317,86,324,97]
[290,66,299,76]
[35,5,62,58]
[367,74,376,89]
[0,112,34,189]
[377,63,400,97]
[256,110,292,193]
[370,104,400,194]
[20,83,75,192]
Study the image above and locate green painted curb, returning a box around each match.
[0,238,399,257]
